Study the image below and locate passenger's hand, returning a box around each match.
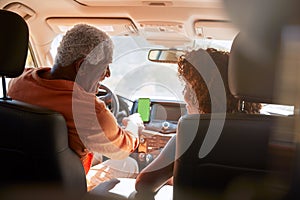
[124,113,144,137]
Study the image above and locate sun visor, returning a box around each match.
[194,20,239,40]
[46,17,138,36]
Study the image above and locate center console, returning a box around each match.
[131,99,186,170]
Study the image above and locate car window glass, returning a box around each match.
[25,48,35,68]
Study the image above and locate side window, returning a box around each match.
[25,48,35,68]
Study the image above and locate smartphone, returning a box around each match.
[137,98,151,122]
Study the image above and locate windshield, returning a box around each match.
[103,36,185,102]
[104,36,232,101]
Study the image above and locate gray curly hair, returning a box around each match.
[55,24,113,67]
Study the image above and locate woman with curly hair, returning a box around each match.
[133,48,261,199]
[178,48,261,115]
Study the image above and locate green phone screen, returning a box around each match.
[137,98,150,122]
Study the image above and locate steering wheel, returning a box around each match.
[96,84,120,116]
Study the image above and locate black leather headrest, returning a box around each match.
[228,32,288,104]
[0,9,29,78]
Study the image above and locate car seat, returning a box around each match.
[173,33,297,200]
[0,9,87,198]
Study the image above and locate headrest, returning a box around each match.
[0,10,29,78]
[228,32,289,105]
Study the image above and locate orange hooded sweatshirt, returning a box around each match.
[8,67,139,173]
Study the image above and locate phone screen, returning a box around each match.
[137,98,151,122]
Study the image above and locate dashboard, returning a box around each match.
[130,99,187,169]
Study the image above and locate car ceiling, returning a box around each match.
[0,0,238,66]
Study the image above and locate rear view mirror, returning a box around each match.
[148,49,185,63]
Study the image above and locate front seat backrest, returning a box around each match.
[0,9,87,197]
[173,33,296,200]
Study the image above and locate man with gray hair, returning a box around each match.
[8,24,142,188]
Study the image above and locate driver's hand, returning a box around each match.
[123,113,144,138]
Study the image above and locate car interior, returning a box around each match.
[0,0,300,200]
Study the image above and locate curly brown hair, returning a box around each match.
[178,48,261,114]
